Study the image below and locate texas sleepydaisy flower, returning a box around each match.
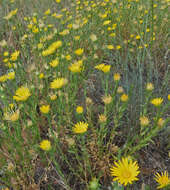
[150,98,163,106]
[40,140,51,151]
[74,48,84,56]
[110,157,140,186]
[13,86,31,101]
[76,106,83,114]
[50,78,67,89]
[120,94,128,102]
[140,116,149,126]
[154,171,170,189]
[114,73,120,81]
[146,83,154,91]
[40,105,50,114]
[73,121,88,134]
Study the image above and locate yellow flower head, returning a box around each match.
[157,118,165,128]
[0,75,7,82]
[40,105,50,114]
[74,48,84,56]
[98,114,107,123]
[146,83,154,91]
[68,60,83,73]
[117,86,124,94]
[90,34,97,42]
[121,94,128,102]
[140,116,149,126]
[110,157,140,186]
[154,171,170,189]
[40,140,51,151]
[49,58,59,67]
[150,98,163,107]
[102,94,112,104]
[13,86,31,101]
[4,109,19,122]
[168,94,170,101]
[10,51,20,61]
[76,106,83,114]
[3,8,18,20]
[50,78,67,89]
[50,94,57,100]
[95,64,111,73]
[7,72,15,80]
[107,45,114,50]
[73,121,88,134]
[114,73,121,81]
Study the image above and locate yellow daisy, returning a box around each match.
[150,98,163,106]
[13,86,31,101]
[110,157,140,186]
[154,171,170,189]
[40,140,51,151]
[73,121,88,134]
[50,78,67,89]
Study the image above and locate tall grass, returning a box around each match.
[0,0,169,189]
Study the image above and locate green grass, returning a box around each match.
[0,0,170,189]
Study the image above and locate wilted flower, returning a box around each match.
[102,95,112,104]
[140,116,149,126]
[146,83,154,91]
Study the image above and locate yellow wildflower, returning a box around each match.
[98,114,107,123]
[50,94,57,101]
[40,140,51,151]
[49,58,59,67]
[6,72,15,80]
[50,78,67,89]
[76,106,83,114]
[4,109,19,122]
[10,51,20,61]
[13,86,31,101]
[40,105,50,114]
[114,73,120,81]
[90,34,97,42]
[146,83,154,91]
[154,171,170,189]
[121,94,128,102]
[150,98,163,106]
[39,73,44,79]
[44,9,51,15]
[157,118,165,128]
[0,75,7,82]
[73,121,88,134]
[117,86,124,94]
[42,41,62,56]
[102,95,112,104]
[110,157,140,186]
[74,48,84,56]
[68,60,83,73]
[140,116,149,126]
[107,45,114,50]
[4,8,18,20]
[168,94,170,101]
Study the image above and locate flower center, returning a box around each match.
[122,169,132,179]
